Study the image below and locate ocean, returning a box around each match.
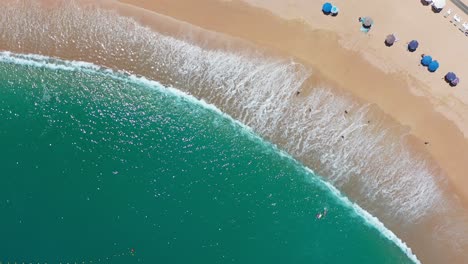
[1,1,468,263]
[0,54,416,263]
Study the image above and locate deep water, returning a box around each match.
[0,56,415,263]
[4,2,464,262]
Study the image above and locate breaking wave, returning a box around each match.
[0,51,421,263]
[1,1,467,262]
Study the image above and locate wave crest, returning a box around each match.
[1,1,467,262]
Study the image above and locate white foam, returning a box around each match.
[0,51,101,72]
[319,178,421,264]
[3,0,468,260]
[0,51,420,263]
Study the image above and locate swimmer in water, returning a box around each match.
[316,208,328,219]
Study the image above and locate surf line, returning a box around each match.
[0,51,421,264]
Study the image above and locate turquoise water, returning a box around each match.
[0,55,415,263]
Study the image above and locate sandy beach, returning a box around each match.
[243,0,468,196]
[1,0,468,262]
[111,0,468,262]
[116,0,468,206]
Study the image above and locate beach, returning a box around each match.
[1,0,468,263]
[243,0,468,199]
[113,0,468,262]
[116,0,468,206]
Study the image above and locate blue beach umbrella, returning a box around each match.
[322,2,333,14]
[421,55,432,66]
[408,40,419,52]
[445,72,457,82]
[428,60,439,72]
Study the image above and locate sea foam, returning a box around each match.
[2,1,467,261]
[0,51,420,263]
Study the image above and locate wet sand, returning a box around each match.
[117,0,468,210]
[111,1,468,262]
[1,0,468,262]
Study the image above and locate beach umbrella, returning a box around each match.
[385,34,396,46]
[428,60,439,72]
[423,0,433,4]
[322,2,333,14]
[362,17,374,28]
[432,0,446,10]
[451,77,460,86]
[445,72,457,82]
[331,6,339,15]
[421,55,432,66]
[408,40,419,52]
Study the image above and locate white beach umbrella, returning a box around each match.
[432,0,446,9]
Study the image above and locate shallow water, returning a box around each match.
[0,56,415,263]
[1,1,468,263]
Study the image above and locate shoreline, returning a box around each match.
[112,1,468,262]
[117,0,468,210]
[1,0,467,262]
[0,52,420,263]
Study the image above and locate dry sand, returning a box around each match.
[108,2,468,261]
[1,0,467,262]
[242,0,468,201]
[117,0,468,211]
[245,0,468,127]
